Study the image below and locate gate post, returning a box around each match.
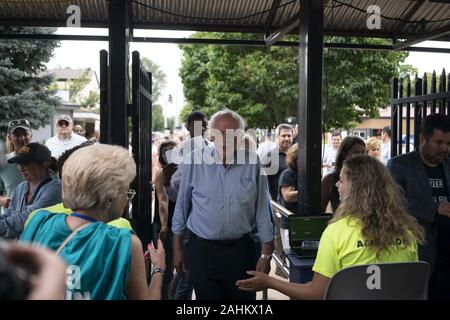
[297,0,324,215]
[108,0,130,147]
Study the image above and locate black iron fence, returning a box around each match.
[99,49,153,246]
[131,51,153,247]
[99,49,109,144]
[391,69,450,158]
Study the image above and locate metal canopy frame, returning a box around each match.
[1,33,450,53]
[393,24,450,50]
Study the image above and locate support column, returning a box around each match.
[108,0,130,147]
[297,0,324,215]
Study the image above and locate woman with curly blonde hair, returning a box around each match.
[237,155,424,299]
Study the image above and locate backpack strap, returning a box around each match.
[55,223,91,256]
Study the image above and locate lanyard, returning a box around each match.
[70,212,98,223]
[56,213,97,256]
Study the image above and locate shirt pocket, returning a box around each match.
[236,174,257,204]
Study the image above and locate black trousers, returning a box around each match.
[161,231,174,300]
[185,232,258,300]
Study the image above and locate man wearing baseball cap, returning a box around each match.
[1,142,61,239]
[0,119,33,214]
[45,115,87,159]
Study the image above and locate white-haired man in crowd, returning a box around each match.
[172,109,274,300]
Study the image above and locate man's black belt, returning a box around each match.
[188,230,252,247]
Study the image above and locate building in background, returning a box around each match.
[33,68,100,142]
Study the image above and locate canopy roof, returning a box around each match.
[1,0,450,42]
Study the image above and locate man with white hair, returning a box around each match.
[45,115,87,159]
[172,109,274,300]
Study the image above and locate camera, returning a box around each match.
[0,248,31,300]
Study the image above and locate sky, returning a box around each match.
[46,28,450,121]
[47,28,194,121]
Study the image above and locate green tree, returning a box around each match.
[179,33,409,130]
[152,104,164,132]
[140,57,167,132]
[67,69,90,103]
[166,116,175,131]
[141,57,167,102]
[80,90,99,109]
[0,26,60,138]
[322,37,408,130]
[179,103,194,125]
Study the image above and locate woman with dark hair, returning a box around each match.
[277,143,298,251]
[321,136,366,213]
[237,155,424,299]
[0,143,61,239]
[154,140,178,299]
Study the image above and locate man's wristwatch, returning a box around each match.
[151,267,165,276]
[260,253,272,261]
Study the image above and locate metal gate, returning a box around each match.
[391,69,450,158]
[99,49,153,246]
[131,51,153,247]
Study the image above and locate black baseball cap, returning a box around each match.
[8,143,52,164]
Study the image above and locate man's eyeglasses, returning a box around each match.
[8,119,30,128]
[127,189,136,202]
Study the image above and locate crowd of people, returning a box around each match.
[0,110,449,300]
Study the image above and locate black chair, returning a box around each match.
[324,262,430,300]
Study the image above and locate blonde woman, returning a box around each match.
[237,155,424,299]
[366,137,382,160]
[21,144,165,300]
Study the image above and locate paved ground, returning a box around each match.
[256,260,290,300]
[189,260,290,300]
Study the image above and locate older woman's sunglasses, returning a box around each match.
[8,119,30,127]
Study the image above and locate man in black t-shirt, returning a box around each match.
[388,114,450,299]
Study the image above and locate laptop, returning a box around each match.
[288,215,331,258]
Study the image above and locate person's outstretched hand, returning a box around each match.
[236,271,270,292]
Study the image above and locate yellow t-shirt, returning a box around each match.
[312,216,418,278]
[25,203,133,230]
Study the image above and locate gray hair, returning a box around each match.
[276,124,294,137]
[209,109,246,130]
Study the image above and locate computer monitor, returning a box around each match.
[289,215,331,251]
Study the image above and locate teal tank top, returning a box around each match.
[21,210,133,300]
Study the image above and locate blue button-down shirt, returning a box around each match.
[172,146,274,243]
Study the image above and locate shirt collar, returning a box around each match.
[58,133,73,141]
